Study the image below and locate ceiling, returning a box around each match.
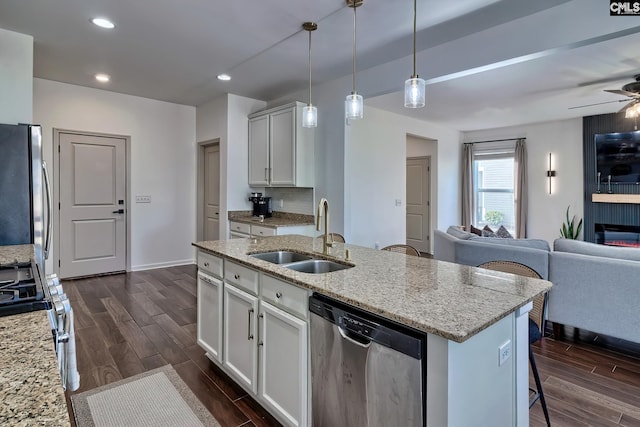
[1,0,640,131]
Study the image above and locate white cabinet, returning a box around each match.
[248,102,314,187]
[197,271,223,363]
[228,220,314,240]
[259,300,308,427]
[223,283,259,394]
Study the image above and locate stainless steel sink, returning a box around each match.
[249,251,313,264]
[284,259,354,274]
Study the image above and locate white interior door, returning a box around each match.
[406,157,430,253]
[59,132,126,278]
[204,145,220,241]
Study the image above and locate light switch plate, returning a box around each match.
[498,340,511,366]
[135,195,151,203]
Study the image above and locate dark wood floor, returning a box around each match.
[63,265,640,427]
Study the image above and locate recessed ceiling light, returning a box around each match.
[91,17,115,29]
[217,74,231,81]
[95,73,111,83]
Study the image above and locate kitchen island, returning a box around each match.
[194,235,551,427]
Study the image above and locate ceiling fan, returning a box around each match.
[569,74,640,112]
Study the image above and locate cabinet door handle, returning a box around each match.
[234,273,240,280]
[204,262,210,267]
[248,308,254,340]
[258,313,264,347]
[264,167,268,181]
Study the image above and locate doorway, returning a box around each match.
[406,156,431,253]
[197,140,221,241]
[55,130,130,279]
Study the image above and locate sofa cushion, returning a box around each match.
[446,226,474,240]
[482,225,497,237]
[554,238,640,262]
[470,236,550,251]
[469,224,483,236]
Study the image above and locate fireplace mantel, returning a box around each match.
[591,193,640,204]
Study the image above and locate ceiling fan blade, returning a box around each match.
[604,89,640,98]
[568,99,629,110]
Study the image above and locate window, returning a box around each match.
[473,152,515,236]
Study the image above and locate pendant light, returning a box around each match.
[404,0,425,108]
[302,22,318,128]
[345,0,364,120]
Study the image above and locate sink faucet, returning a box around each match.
[316,198,334,255]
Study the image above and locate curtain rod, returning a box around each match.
[464,137,526,145]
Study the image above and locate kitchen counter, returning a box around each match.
[228,211,314,229]
[0,311,70,426]
[0,244,34,265]
[193,235,551,343]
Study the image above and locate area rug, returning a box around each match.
[71,365,220,427]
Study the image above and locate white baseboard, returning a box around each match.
[130,259,196,272]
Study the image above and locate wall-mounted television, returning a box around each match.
[595,131,640,184]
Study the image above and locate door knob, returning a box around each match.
[112,209,125,214]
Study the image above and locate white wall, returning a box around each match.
[0,28,33,123]
[196,93,266,238]
[346,106,460,249]
[463,118,583,244]
[34,78,196,272]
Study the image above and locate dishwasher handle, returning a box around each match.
[338,325,371,348]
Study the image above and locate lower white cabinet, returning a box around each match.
[223,283,259,394]
[259,301,308,427]
[197,271,223,363]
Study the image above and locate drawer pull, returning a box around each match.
[234,273,240,280]
[204,262,210,267]
[276,291,283,299]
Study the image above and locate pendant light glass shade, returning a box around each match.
[345,93,363,119]
[404,0,426,109]
[302,105,317,127]
[346,0,363,120]
[404,77,426,108]
[302,22,318,128]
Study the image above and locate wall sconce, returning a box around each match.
[546,152,556,194]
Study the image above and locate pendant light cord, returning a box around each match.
[353,4,357,94]
[308,29,312,105]
[412,0,417,78]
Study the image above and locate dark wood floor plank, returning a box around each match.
[174,360,250,427]
[131,292,164,317]
[174,278,197,296]
[183,344,248,401]
[620,414,640,427]
[139,354,168,371]
[154,313,194,348]
[593,364,640,388]
[101,296,134,323]
[234,395,282,427]
[92,312,126,347]
[90,363,123,387]
[116,319,158,359]
[141,323,189,365]
[108,342,146,379]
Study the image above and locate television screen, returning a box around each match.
[595,131,640,184]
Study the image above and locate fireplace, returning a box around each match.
[594,223,640,248]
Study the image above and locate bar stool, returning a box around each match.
[380,244,420,257]
[478,261,551,427]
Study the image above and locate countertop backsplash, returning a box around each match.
[265,187,314,215]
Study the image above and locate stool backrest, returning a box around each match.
[381,244,420,257]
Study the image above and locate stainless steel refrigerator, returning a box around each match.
[0,123,51,270]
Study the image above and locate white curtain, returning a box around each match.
[461,143,474,230]
[514,139,528,238]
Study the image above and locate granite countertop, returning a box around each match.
[228,211,314,229]
[0,311,70,426]
[193,235,552,343]
[0,244,34,265]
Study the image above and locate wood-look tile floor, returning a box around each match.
[63,265,640,427]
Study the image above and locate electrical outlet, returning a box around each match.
[498,340,511,366]
[395,199,402,206]
[135,195,151,203]
[279,199,284,208]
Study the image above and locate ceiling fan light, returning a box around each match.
[404,77,426,108]
[302,105,317,128]
[626,105,638,119]
[345,93,363,120]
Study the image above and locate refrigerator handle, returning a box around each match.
[43,161,52,260]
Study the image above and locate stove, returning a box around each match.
[0,260,51,317]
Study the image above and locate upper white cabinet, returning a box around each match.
[248,102,314,187]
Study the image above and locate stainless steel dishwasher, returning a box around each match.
[309,294,426,427]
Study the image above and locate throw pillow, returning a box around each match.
[496,225,513,239]
[469,224,483,236]
[482,225,497,237]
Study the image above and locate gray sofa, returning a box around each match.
[434,227,640,344]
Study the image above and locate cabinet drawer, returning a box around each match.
[261,274,309,320]
[230,221,251,234]
[251,225,276,237]
[198,251,223,278]
[225,261,259,295]
[229,231,249,239]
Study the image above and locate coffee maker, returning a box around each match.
[248,192,272,218]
